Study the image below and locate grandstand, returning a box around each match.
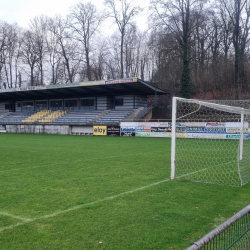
[0,77,167,134]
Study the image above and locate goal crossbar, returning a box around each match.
[176,97,250,115]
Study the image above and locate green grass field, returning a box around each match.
[0,133,249,250]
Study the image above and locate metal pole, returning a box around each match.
[240,113,244,160]
[171,97,177,180]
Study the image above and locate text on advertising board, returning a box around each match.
[107,126,120,136]
[93,126,107,135]
[105,77,137,84]
[186,127,226,133]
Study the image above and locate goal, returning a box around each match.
[171,97,250,187]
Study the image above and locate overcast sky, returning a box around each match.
[0,0,150,33]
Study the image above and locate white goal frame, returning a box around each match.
[171,97,250,186]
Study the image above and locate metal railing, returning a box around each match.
[187,205,250,250]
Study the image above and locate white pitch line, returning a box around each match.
[0,211,31,222]
[0,178,170,233]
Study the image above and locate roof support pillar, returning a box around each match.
[155,91,157,106]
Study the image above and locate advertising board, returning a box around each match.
[136,132,170,137]
[151,127,168,132]
[93,126,107,136]
[176,133,186,138]
[186,122,206,127]
[121,132,135,136]
[105,77,137,84]
[176,126,186,132]
[226,134,249,139]
[186,133,225,139]
[226,128,248,134]
[138,122,158,126]
[121,127,135,132]
[186,127,226,133]
[120,122,138,127]
[107,126,120,136]
[206,122,226,127]
[157,122,170,127]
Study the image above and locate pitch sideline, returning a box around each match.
[0,178,170,232]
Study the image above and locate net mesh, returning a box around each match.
[173,98,250,187]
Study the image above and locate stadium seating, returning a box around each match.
[53,110,103,124]
[95,109,134,124]
[22,110,51,123]
[39,110,68,123]
[0,112,35,124]
[0,109,135,125]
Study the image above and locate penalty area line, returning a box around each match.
[0,178,170,233]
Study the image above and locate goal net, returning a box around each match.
[171,97,250,187]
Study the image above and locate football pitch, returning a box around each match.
[0,133,249,250]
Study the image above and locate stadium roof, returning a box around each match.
[0,77,168,102]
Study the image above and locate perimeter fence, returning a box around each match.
[186,205,250,250]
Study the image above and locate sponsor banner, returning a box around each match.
[186,133,225,139]
[0,85,46,93]
[135,132,185,138]
[249,122,250,128]
[176,126,186,132]
[121,132,135,137]
[185,122,206,127]
[46,82,80,89]
[46,81,104,89]
[157,122,170,127]
[176,133,186,138]
[151,132,170,137]
[121,127,135,132]
[138,122,158,126]
[226,134,249,139]
[105,77,137,84]
[120,122,138,127]
[225,122,248,128]
[93,126,107,136]
[135,127,144,132]
[186,127,226,133]
[167,127,172,132]
[176,122,186,127]
[143,127,151,132]
[136,132,151,137]
[107,126,120,136]
[206,122,226,127]
[226,128,248,134]
[151,127,168,132]
[136,132,170,137]
[79,81,104,86]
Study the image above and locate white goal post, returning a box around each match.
[171,97,250,187]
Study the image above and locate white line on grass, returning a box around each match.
[0,211,31,222]
[0,178,170,233]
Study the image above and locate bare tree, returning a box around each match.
[151,0,207,98]
[48,15,80,83]
[69,2,105,81]
[20,30,39,86]
[105,0,142,78]
[220,0,250,99]
[29,16,49,85]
